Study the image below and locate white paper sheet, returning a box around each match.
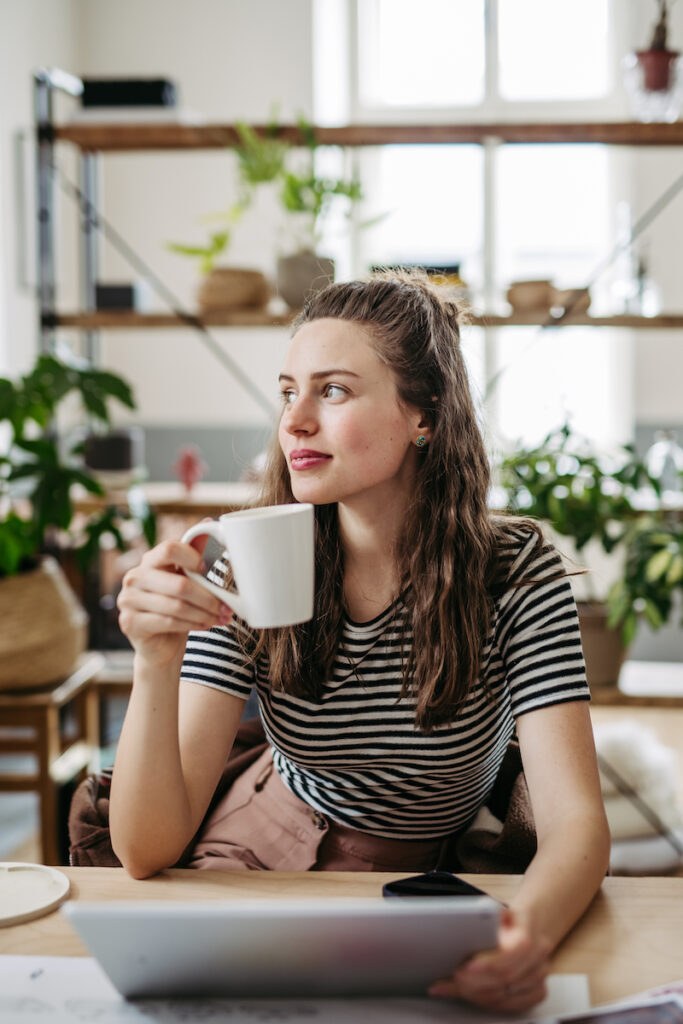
[0,955,589,1023]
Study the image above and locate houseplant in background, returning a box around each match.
[623,0,682,122]
[169,114,364,313]
[167,118,287,314]
[274,116,363,309]
[0,353,156,689]
[496,423,683,686]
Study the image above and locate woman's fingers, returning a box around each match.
[429,906,551,1012]
[429,974,547,1012]
[121,585,229,631]
[126,565,219,612]
[118,542,235,639]
[141,539,207,574]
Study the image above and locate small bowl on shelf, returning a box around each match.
[505,279,554,313]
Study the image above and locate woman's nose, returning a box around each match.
[283,395,317,435]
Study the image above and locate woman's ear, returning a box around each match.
[414,411,433,445]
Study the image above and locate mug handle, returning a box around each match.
[180,522,246,619]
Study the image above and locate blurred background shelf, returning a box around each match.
[54,311,683,330]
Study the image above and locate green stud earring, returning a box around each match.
[415,435,427,448]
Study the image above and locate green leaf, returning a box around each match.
[645,548,674,583]
[643,599,664,630]
[0,379,17,420]
[69,468,105,495]
[87,371,136,409]
[665,554,683,586]
[80,389,109,422]
[622,612,638,647]
[0,513,37,575]
[168,243,216,257]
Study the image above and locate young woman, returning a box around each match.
[112,270,610,1013]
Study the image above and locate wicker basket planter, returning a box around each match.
[197,267,270,314]
[0,557,88,691]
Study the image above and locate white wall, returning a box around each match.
[0,0,81,378]
[78,0,313,428]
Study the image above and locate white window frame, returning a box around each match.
[313,0,639,446]
[345,0,631,124]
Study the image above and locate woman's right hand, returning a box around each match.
[117,538,234,667]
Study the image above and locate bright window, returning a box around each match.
[357,0,485,108]
[496,145,611,291]
[359,145,483,287]
[314,0,627,448]
[498,0,610,101]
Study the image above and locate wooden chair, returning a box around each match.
[0,653,104,865]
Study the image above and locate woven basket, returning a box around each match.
[197,267,270,313]
[0,557,88,691]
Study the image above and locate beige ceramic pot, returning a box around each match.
[0,556,88,690]
[577,601,628,688]
[197,267,270,314]
[276,251,335,310]
[506,279,554,312]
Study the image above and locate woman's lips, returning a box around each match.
[290,449,332,471]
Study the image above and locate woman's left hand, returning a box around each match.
[428,907,552,1013]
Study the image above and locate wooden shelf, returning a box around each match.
[55,311,683,330]
[55,310,295,328]
[54,121,683,152]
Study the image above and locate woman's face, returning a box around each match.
[278,317,429,510]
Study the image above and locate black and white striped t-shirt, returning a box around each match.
[181,527,589,839]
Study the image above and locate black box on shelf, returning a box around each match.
[81,78,177,108]
[95,283,135,310]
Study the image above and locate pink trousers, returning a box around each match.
[189,747,448,872]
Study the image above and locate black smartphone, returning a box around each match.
[382,870,499,900]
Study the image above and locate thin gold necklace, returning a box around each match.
[338,596,404,685]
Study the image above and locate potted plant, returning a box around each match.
[168,118,287,315]
[0,353,156,689]
[170,115,364,313]
[624,1,682,122]
[496,423,681,686]
[274,116,363,310]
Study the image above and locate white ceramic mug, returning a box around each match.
[180,503,314,628]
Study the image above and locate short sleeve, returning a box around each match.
[180,622,255,700]
[179,555,255,699]
[496,530,590,717]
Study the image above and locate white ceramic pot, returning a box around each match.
[276,251,335,310]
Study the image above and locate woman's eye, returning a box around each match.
[279,389,297,405]
[324,384,347,400]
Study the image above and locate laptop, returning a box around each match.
[62,896,500,999]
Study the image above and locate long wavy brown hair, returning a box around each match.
[245,269,542,732]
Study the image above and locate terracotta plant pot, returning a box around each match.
[506,280,554,313]
[0,556,88,691]
[636,49,679,92]
[276,251,335,310]
[577,602,628,688]
[197,267,270,314]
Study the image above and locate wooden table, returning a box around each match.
[2,869,682,1007]
[73,481,257,519]
[591,660,683,708]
